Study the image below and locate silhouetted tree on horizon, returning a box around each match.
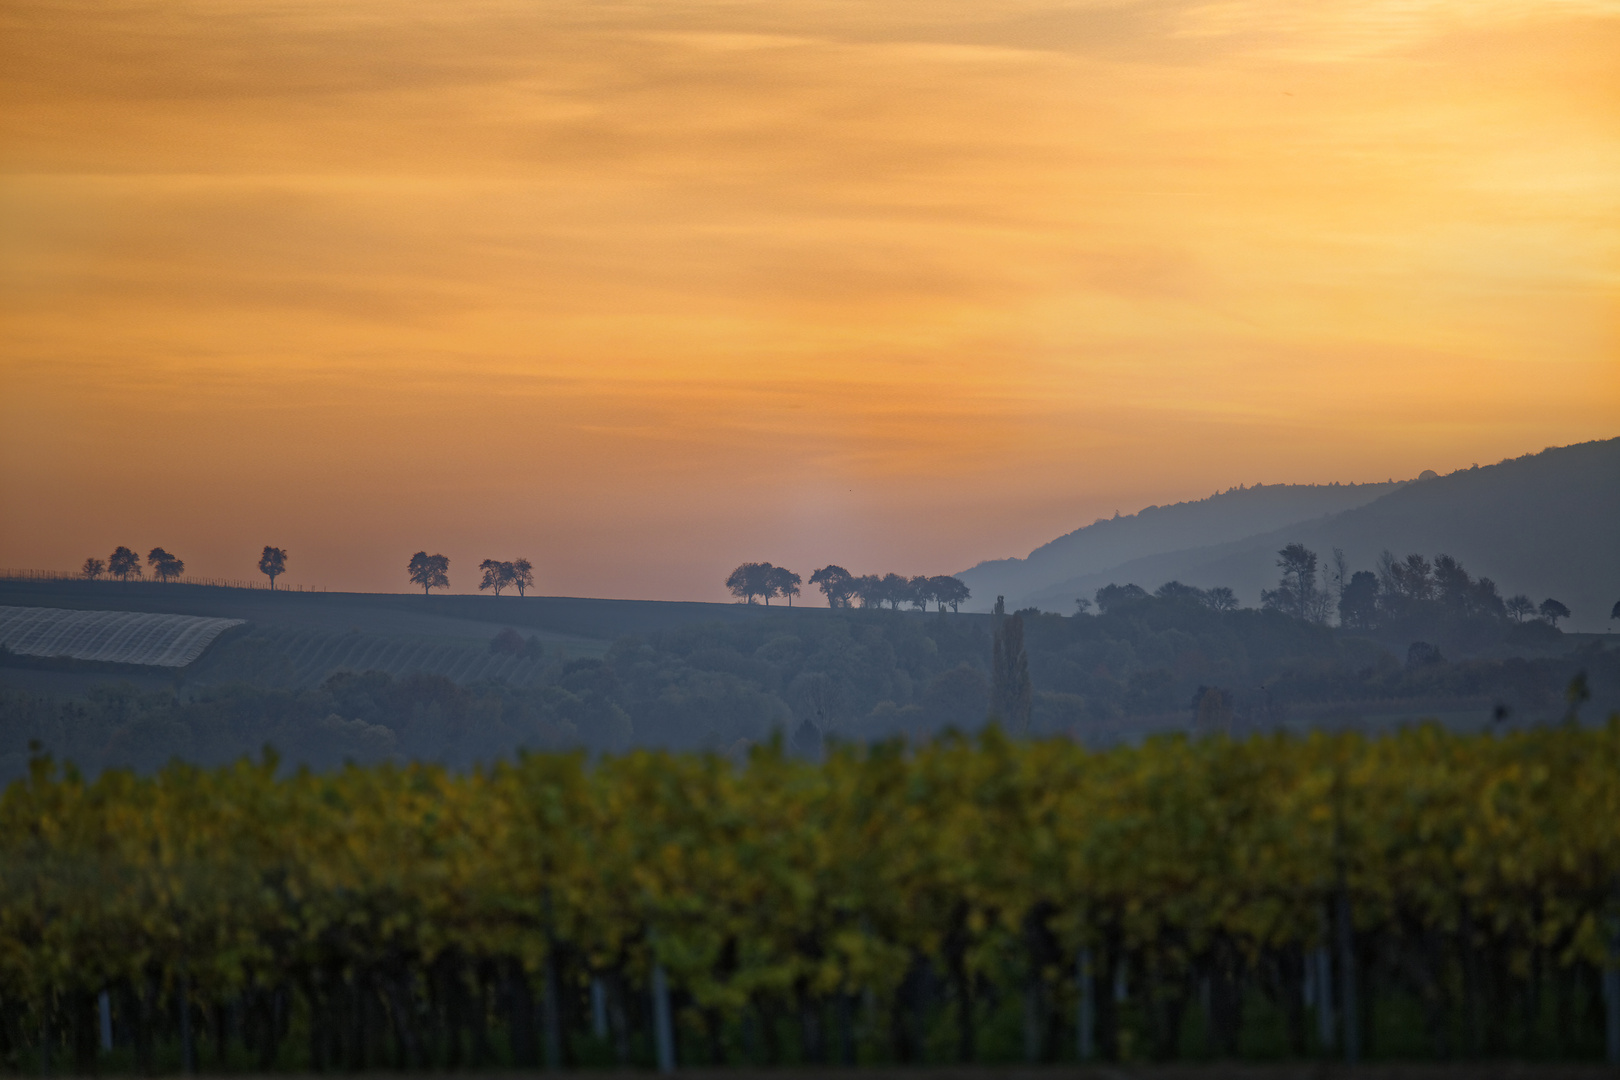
[853,574,885,609]
[479,559,515,596]
[511,558,535,597]
[477,558,535,597]
[802,566,967,612]
[726,562,774,604]
[721,562,817,605]
[81,557,105,581]
[1538,597,1570,627]
[259,546,288,590]
[147,547,184,583]
[768,565,802,607]
[408,551,450,595]
[724,562,755,604]
[108,546,142,581]
[810,565,855,607]
[879,573,909,610]
[930,575,970,613]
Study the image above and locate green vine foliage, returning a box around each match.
[2,719,1618,1067]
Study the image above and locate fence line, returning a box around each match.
[0,569,327,593]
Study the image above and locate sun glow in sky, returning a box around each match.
[2,0,1617,598]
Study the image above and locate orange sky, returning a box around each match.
[2,0,1617,599]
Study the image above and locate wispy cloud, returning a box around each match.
[1,0,1615,595]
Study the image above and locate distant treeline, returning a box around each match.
[1252,542,1573,630]
[78,546,186,583]
[77,545,294,591]
[1076,544,1582,647]
[726,563,971,611]
[75,547,542,597]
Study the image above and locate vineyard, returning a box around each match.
[4,721,1620,1072]
[190,625,554,690]
[0,608,245,669]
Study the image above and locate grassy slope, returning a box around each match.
[0,579,825,637]
[0,579,829,696]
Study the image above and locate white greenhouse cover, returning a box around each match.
[0,606,245,668]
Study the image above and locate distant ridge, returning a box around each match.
[967,438,1620,632]
[959,480,1400,609]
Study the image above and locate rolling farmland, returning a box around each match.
[190,624,553,689]
[0,605,244,667]
[0,578,727,699]
[0,604,555,692]
[0,577,816,697]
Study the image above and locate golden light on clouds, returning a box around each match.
[2,0,1617,597]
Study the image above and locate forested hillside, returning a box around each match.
[986,439,1620,631]
[961,480,1398,609]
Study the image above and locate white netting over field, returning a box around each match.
[0,607,245,667]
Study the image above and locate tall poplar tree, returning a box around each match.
[991,611,1032,733]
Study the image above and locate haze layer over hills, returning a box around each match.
[961,481,1400,609]
[961,439,1620,632]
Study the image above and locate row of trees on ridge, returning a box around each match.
[1254,543,1571,629]
[1083,545,1575,632]
[79,546,293,589]
[80,546,184,583]
[75,546,538,597]
[725,564,971,612]
[479,558,536,597]
[723,563,802,605]
[404,553,537,597]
